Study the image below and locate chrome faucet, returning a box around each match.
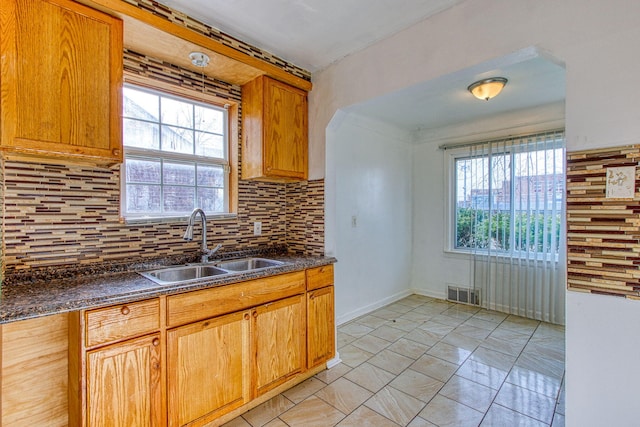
[183,208,222,263]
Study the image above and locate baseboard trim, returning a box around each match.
[336,289,413,326]
[326,352,341,369]
[412,288,446,301]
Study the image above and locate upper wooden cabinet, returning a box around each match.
[242,75,308,181]
[0,0,123,164]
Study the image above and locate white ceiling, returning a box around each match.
[348,48,566,131]
[154,1,566,133]
[156,0,466,72]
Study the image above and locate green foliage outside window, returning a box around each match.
[456,208,561,253]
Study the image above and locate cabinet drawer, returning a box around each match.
[306,265,334,291]
[167,271,306,327]
[85,299,160,348]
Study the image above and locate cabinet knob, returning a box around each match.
[120,306,130,315]
[309,292,315,300]
[244,313,250,320]
[112,148,121,156]
[152,338,160,347]
[252,311,258,318]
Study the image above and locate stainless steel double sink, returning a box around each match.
[140,257,286,285]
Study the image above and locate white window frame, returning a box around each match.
[444,143,565,260]
[121,84,231,222]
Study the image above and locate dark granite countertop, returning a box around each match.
[0,253,336,324]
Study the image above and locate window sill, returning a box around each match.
[443,248,560,264]
[122,213,237,225]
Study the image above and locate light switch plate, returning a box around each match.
[253,221,262,236]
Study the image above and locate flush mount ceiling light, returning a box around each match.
[189,51,210,68]
[467,77,508,101]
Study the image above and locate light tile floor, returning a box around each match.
[224,295,565,427]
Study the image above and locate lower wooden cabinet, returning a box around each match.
[167,294,306,426]
[69,299,164,427]
[307,285,335,368]
[86,334,163,427]
[167,311,250,427]
[253,294,306,396]
[69,266,334,427]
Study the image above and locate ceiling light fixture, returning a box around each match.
[467,77,508,101]
[189,52,210,96]
[189,51,210,68]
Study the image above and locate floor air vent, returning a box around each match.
[447,285,480,306]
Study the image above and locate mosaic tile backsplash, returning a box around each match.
[1,51,323,276]
[566,145,640,298]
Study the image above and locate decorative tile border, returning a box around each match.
[566,145,640,297]
[1,51,324,277]
[122,0,311,82]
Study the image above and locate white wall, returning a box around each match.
[313,0,640,425]
[410,103,566,299]
[411,142,472,299]
[325,112,413,324]
[410,103,567,316]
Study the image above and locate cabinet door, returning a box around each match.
[264,78,308,180]
[307,286,335,368]
[0,0,123,163]
[86,333,162,427]
[252,294,306,396]
[167,311,250,427]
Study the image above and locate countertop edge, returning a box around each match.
[0,256,337,324]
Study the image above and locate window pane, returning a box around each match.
[195,105,224,133]
[162,126,193,154]
[123,119,160,150]
[195,132,224,158]
[513,148,564,253]
[122,85,229,218]
[161,97,193,128]
[124,87,159,121]
[126,184,161,212]
[454,154,511,250]
[163,162,195,185]
[126,158,161,184]
[197,164,224,187]
[454,145,564,254]
[163,186,194,212]
[197,187,223,212]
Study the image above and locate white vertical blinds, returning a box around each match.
[454,130,565,324]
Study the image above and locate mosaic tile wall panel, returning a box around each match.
[1,51,326,275]
[566,145,640,298]
[2,160,286,272]
[122,0,311,82]
[286,179,325,256]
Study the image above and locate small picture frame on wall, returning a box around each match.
[605,166,637,199]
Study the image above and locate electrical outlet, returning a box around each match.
[351,215,357,228]
[253,221,262,236]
